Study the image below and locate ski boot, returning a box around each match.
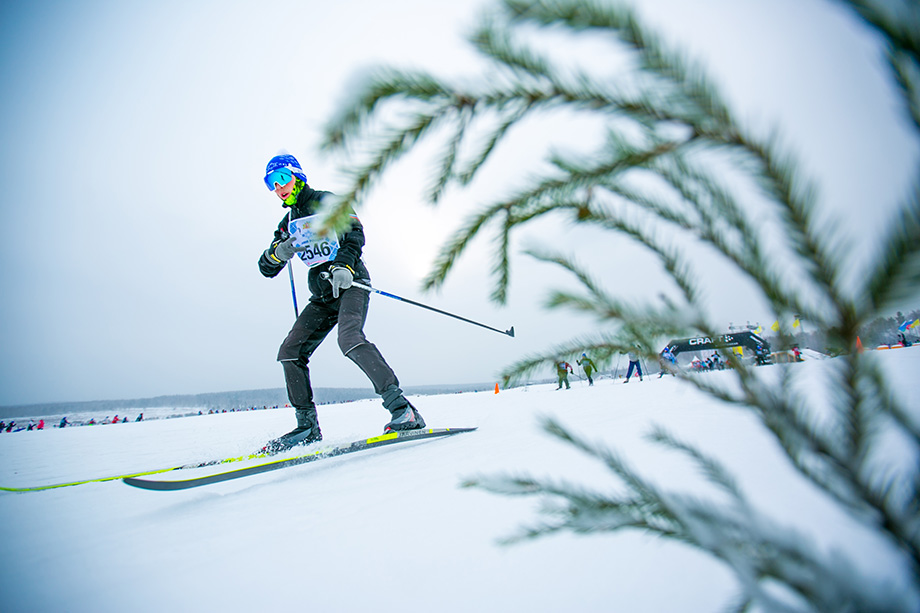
[381,385,426,433]
[263,408,322,454]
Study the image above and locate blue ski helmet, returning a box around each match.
[264,153,308,190]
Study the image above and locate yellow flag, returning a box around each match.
[733,346,744,356]
[793,318,800,328]
[771,321,780,332]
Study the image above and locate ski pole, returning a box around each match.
[287,262,299,318]
[614,354,621,379]
[285,213,299,319]
[320,272,514,337]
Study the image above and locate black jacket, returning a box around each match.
[258,186,369,303]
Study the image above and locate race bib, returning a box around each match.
[288,215,340,267]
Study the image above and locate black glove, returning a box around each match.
[329,265,354,298]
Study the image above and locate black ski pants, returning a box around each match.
[277,285,399,411]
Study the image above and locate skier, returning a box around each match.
[711,352,723,370]
[59,417,69,428]
[258,153,425,452]
[754,344,768,365]
[576,353,597,386]
[658,347,676,378]
[623,348,643,383]
[556,361,574,390]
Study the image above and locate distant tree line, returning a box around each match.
[0,383,495,421]
[776,308,920,355]
[857,308,920,347]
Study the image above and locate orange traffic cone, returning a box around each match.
[494,383,500,394]
[856,336,864,353]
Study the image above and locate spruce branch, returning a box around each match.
[838,1,920,131]
[321,68,456,152]
[864,183,920,315]
[421,201,512,295]
[457,103,530,186]
[427,105,474,204]
[502,0,735,133]
[430,137,688,300]
[646,425,745,502]
[468,17,554,81]
[322,0,920,605]
[723,134,845,319]
[466,416,911,611]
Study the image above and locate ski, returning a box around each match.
[123,427,477,491]
[0,451,274,493]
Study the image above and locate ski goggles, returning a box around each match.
[264,169,294,190]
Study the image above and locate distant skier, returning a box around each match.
[556,361,574,390]
[136,413,144,422]
[576,353,597,386]
[59,417,69,428]
[754,344,768,365]
[710,352,723,370]
[624,348,643,383]
[658,347,676,378]
[258,153,425,452]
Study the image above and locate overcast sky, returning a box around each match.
[1,0,917,406]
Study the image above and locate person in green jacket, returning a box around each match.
[576,353,597,386]
[556,361,573,390]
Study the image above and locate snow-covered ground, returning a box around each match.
[1,349,917,612]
